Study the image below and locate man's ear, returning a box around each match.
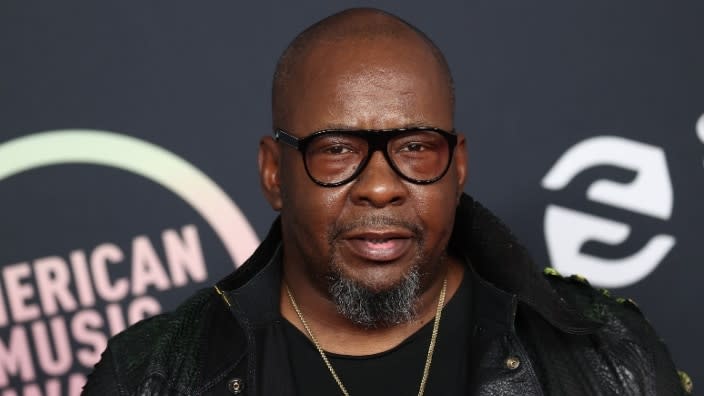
[258,136,283,211]
[454,133,468,204]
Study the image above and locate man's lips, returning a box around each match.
[341,230,414,262]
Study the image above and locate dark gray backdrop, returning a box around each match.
[1,1,701,394]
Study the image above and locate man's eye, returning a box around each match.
[322,145,354,155]
[401,142,428,152]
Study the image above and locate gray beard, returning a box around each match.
[325,215,428,328]
[327,265,421,328]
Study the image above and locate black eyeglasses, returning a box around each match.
[274,127,458,187]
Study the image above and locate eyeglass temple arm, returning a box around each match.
[273,129,300,150]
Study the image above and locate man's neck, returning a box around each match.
[280,257,465,356]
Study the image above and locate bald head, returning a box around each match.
[272,8,455,129]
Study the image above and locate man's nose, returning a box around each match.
[349,151,407,207]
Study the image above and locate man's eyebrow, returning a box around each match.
[318,123,354,130]
[319,121,437,130]
[402,121,437,128]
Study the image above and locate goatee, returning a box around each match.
[327,265,421,328]
[326,215,429,328]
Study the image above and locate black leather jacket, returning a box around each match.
[83,195,688,395]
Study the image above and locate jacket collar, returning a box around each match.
[216,193,601,335]
[216,217,284,328]
[450,194,601,334]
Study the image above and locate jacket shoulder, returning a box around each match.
[541,268,692,395]
[84,288,246,395]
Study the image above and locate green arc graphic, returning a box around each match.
[0,130,259,267]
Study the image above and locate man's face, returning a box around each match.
[267,35,466,312]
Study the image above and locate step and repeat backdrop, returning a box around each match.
[1,1,702,394]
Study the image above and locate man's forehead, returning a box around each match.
[285,38,452,134]
[307,37,441,83]
[272,8,455,130]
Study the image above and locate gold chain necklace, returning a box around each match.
[285,277,447,396]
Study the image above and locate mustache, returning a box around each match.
[328,215,423,242]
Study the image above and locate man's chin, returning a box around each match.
[327,264,421,328]
[331,249,421,291]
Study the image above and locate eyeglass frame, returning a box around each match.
[273,126,458,187]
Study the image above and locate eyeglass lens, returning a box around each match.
[304,130,450,185]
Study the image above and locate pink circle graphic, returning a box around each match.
[0,130,259,267]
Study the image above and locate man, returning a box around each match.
[84,8,690,396]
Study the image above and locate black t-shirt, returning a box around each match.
[283,274,471,396]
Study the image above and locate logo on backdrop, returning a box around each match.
[542,136,676,288]
[0,130,260,394]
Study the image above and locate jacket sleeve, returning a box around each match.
[544,272,692,395]
[616,298,691,395]
[82,347,122,396]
